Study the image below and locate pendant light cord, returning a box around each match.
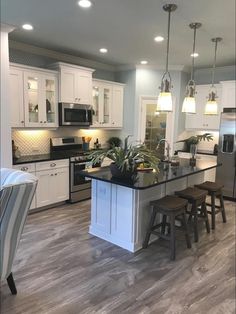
[211,40,218,87]
[165,9,171,74]
[190,27,197,81]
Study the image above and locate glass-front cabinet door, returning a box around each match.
[92,82,112,127]
[92,83,101,126]
[24,72,58,127]
[24,72,41,127]
[102,84,112,126]
[44,75,57,127]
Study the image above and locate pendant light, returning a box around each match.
[157,4,177,112]
[204,37,222,115]
[182,22,202,114]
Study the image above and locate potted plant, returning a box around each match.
[89,136,160,180]
[177,133,214,152]
[107,136,122,148]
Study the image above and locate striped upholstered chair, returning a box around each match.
[0,168,38,295]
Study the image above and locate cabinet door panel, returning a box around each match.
[24,72,44,127]
[60,68,77,103]
[185,84,222,130]
[77,71,92,105]
[43,75,58,127]
[221,81,235,109]
[9,68,24,127]
[111,85,123,127]
[53,168,69,202]
[36,170,53,207]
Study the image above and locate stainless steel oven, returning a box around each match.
[59,103,93,126]
[70,160,92,203]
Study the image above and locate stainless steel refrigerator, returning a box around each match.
[216,108,236,200]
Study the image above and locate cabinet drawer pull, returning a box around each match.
[50,163,56,167]
[40,121,43,123]
[21,121,24,124]
[55,173,57,176]
[21,167,28,171]
[50,174,54,176]
[44,121,47,123]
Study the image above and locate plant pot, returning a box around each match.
[110,163,136,180]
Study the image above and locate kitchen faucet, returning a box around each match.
[156,139,171,162]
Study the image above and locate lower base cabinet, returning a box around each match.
[36,167,69,207]
[13,159,69,210]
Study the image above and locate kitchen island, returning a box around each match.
[81,159,221,252]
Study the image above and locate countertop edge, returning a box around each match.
[80,163,222,190]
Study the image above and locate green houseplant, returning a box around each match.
[177,133,214,152]
[89,136,160,179]
[107,136,122,148]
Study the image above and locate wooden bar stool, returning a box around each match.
[143,195,191,261]
[175,187,210,242]
[195,181,226,230]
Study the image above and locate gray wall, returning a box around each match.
[9,48,116,81]
[195,65,236,84]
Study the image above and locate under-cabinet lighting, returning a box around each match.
[154,36,164,42]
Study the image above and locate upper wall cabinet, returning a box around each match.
[185,84,222,130]
[49,62,94,105]
[10,64,58,128]
[92,79,124,128]
[220,80,235,109]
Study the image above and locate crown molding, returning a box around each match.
[1,23,15,33]
[9,40,116,72]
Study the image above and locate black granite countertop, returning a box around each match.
[79,159,221,190]
[13,153,69,165]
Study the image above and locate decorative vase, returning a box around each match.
[110,163,136,180]
[189,144,197,166]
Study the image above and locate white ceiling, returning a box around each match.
[1,0,236,69]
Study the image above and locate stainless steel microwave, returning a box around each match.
[59,103,93,126]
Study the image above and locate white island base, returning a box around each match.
[89,172,206,252]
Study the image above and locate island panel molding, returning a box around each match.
[83,159,221,252]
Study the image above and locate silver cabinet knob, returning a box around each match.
[21,167,28,171]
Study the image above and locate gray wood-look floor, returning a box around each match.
[1,199,235,314]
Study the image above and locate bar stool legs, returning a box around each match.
[219,193,227,223]
[182,211,192,249]
[143,206,157,249]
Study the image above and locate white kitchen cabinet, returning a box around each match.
[220,81,235,109]
[49,62,94,105]
[35,159,69,208]
[36,167,69,207]
[185,84,222,130]
[13,159,69,210]
[9,68,25,127]
[13,163,37,210]
[10,64,58,128]
[92,79,124,128]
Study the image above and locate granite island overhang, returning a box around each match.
[80,159,221,252]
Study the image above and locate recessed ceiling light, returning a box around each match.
[140,60,148,65]
[154,36,164,42]
[99,48,108,53]
[191,52,199,58]
[78,0,92,8]
[22,24,34,30]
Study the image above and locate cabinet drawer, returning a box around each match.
[13,163,36,172]
[35,159,69,171]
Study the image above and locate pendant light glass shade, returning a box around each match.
[157,4,177,112]
[204,37,222,115]
[182,23,202,114]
